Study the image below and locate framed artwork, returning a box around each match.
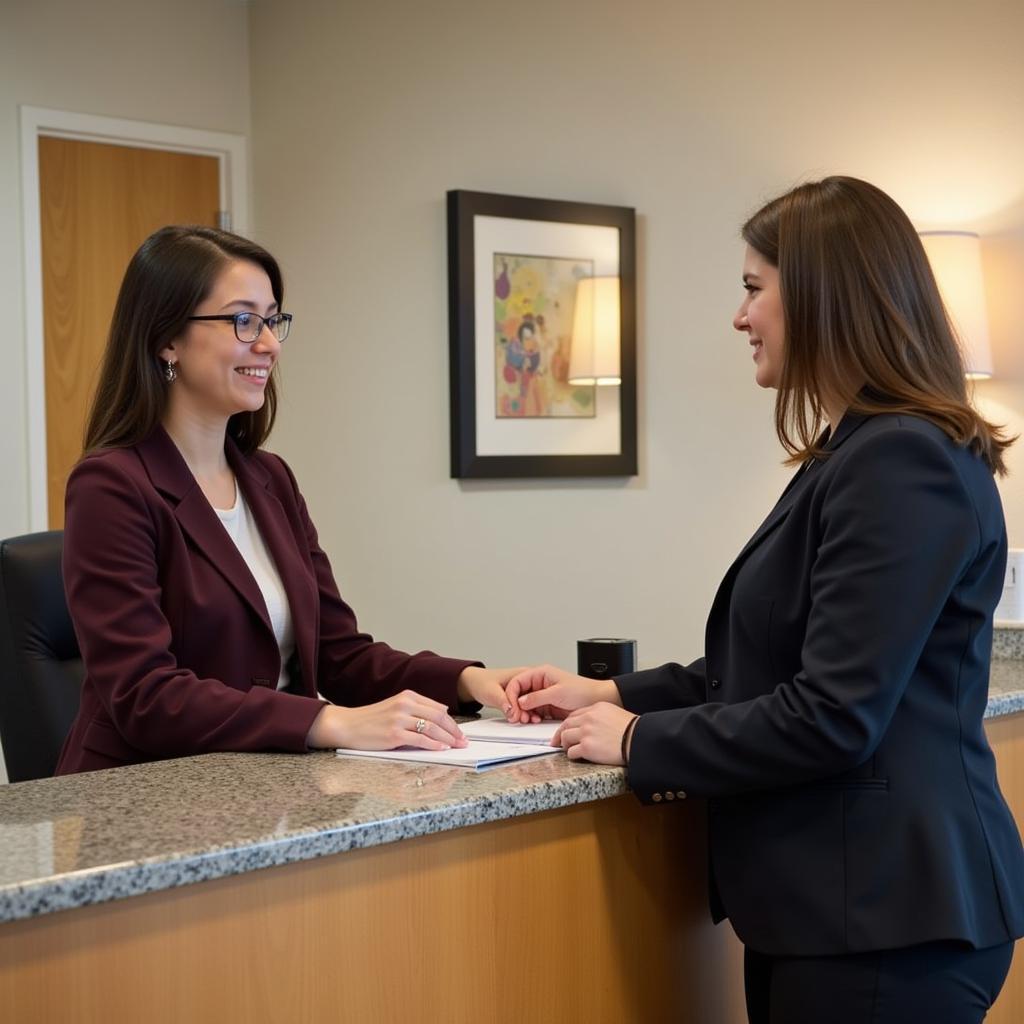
[447,190,637,478]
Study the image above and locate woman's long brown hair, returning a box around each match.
[84,225,283,456]
[742,176,1013,474]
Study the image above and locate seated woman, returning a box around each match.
[56,226,513,775]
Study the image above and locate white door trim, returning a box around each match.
[19,105,249,530]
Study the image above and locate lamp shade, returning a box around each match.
[919,231,994,379]
[568,276,621,385]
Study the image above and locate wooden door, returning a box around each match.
[39,138,220,528]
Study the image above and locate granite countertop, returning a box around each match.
[0,747,626,924]
[988,658,1024,717]
[990,623,1024,716]
[2,634,1021,926]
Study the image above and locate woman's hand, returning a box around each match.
[456,665,525,714]
[504,664,623,723]
[553,703,637,765]
[307,691,467,751]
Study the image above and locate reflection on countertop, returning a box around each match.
[0,747,625,923]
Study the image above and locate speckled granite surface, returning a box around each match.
[2,638,1021,926]
[0,748,625,924]
[993,623,1024,660]
[987,657,1024,717]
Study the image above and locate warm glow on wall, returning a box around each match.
[919,231,994,380]
[568,276,621,386]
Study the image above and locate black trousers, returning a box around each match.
[744,940,1015,1024]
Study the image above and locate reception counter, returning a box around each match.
[0,750,752,1021]
[1,654,1022,1023]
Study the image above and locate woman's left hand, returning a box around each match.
[553,702,637,765]
[456,666,524,714]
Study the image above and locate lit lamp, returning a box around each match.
[569,276,621,385]
[919,231,994,380]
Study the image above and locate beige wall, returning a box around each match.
[3,0,1023,782]
[0,0,252,782]
[247,0,1024,677]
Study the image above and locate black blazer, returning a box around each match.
[617,412,1024,956]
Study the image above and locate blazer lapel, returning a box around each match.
[136,428,273,634]
[732,460,814,566]
[732,411,873,564]
[227,442,319,691]
[706,411,874,645]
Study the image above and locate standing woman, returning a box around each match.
[57,226,513,775]
[506,178,1024,1022]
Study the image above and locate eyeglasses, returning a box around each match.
[187,311,293,343]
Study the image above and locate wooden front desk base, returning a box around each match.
[5,712,1020,1024]
[0,796,746,1024]
[986,713,1024,1024]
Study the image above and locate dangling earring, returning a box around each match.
[164,359,178,384]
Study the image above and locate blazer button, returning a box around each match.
[252,677,272,688]
[710,678,721,690]
[652,793,663,802]
[676,790,687,800]
[665,791,675,801]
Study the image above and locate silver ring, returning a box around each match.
[414,718,427,734]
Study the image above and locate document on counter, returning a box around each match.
[457,718,561,745]
[335,740,560,771]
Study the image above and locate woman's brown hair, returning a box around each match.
[742,176,1013,474]
[83,225,283,455]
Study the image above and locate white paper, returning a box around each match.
[335,741,561,771]
[457,718,561,745]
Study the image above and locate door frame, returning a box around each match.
[19,105,249,530]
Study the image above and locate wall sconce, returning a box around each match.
[569,276,621,385]
[919,231,994,380]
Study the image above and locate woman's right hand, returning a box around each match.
[504,665,623,724]
[307,691,467,751]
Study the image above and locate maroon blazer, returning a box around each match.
[55,427,477,774]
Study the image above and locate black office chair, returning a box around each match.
[0,531,82,782]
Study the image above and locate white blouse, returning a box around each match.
[214,488,296,690]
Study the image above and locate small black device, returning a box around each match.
[577,638,637,680]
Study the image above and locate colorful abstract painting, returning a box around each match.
[493,253,596,418]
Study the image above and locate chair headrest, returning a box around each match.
[0,531,78,661]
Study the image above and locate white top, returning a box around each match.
[215,488,296,691]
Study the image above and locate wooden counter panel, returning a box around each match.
[986,712,1023,1024]
[8,715,1017,1023]
[0,795,746,1024]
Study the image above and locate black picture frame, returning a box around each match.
[447,190,637,478]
